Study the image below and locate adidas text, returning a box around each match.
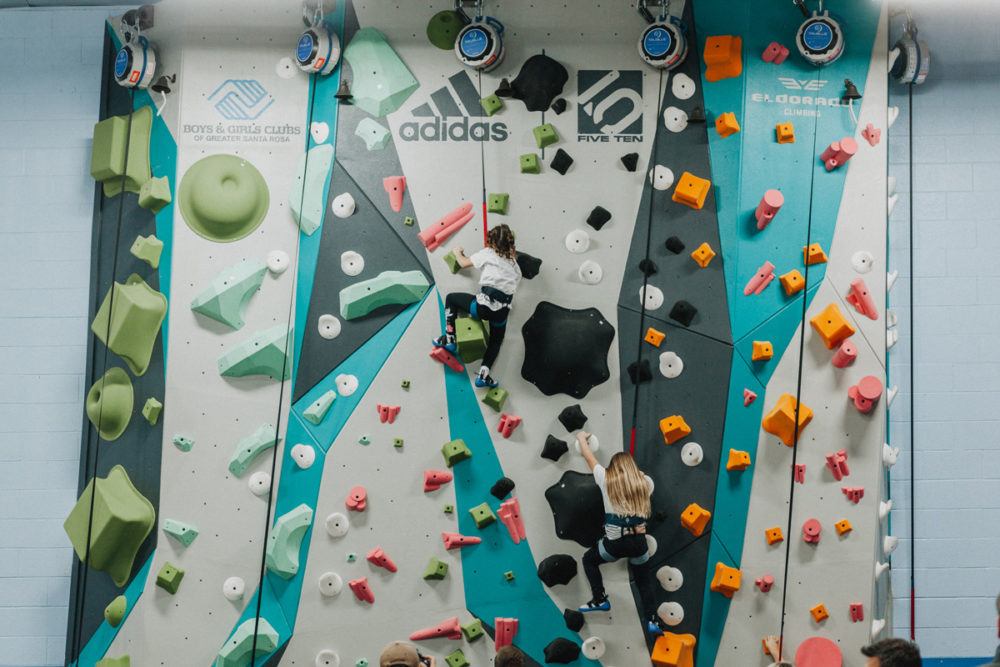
[399,117,509,142]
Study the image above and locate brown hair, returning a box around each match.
[495,645,525,667]
[860,639,921,667]
[605,452,651,519]
[486,224,517,262]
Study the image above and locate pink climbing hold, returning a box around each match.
[497,497,526,544]
[743,388,758,406]
[494,617,519,650]
[755,574,775,592]
[846,278,879,320]
[345,485,367,511]
[848,376,883,414]
[802,518,821,544]
[761,42,790,65]
[409,616,462,641]
[794,636,843,667]
[825,449,850,481]
[821,137,858,171]
[430,345,464,372]
[792,463,806,484]
[497,414,522,439]
[417,203,475,251]
[862,124,881,147]
[754,190,784,230]
[850,602,865,622]
[842,486,864,503]
[348,577,374,603]
[744,261,776,296]
[366,546,398,573]
[377,404,400,424]
[423,470,454,492]
[382,176,406,213]
[442,532,482,550]
[831,339,858,368]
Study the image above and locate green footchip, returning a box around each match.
[482,387,509,412]
[480,94,503,116]
[469,502,496,528]
[423,557,449,580]
[520,153,540,174]
[446,649,470,667]
[441,439,472,467]
[532,123,558,148]
[155,561,184,594]
[461,618,484,642]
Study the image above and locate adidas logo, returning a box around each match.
[399,71,509,143]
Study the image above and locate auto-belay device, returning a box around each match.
[296,2,341,75]
[890,16,930,85]
[454,1,505,72]
[114,6,157,89]
[635,0,688,70]
[793,0,845,67]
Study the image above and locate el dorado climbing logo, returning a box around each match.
[399,71,509,142]
[750,77,842,117]
[208,79,275,121]
[577,70,643,141]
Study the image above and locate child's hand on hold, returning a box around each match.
[453,246,464,257]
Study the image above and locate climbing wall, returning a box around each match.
[66,1,891,666]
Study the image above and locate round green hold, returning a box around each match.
[86,367,134,441]
[178,154,270,243]
[104,594,127,627]
[427,10,462,50]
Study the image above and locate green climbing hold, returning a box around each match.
[480,94,503,116]
[533,123,559,148]
[461,619,484,642]
[137,175,171,213]
[129,234,163,269]
[265,504,314,579]
[290,143,334,235]
[443,250,462,274]
[228,423,280,477]
[173,435,194,451]
[446,649,470,667]
[85,367,133,441]
[104,595,127,627]
[217,618,279,667]
[218,325,293,380]
[455,317,489,363]
[401,379,411,388]
[162,518,198,547]
[358,434,371,445]
[441,439,472,467]
[355,118,392,150]
[482,387,509,413]
[404,216,415,226]
[178,154,269,243]
[443,504,454,514]
[423,556,449,580]
[487,193,509,214]
[90,105,152,197]
[469,502,496,528]
[141,397,162,425]
[343,28,420,117]
[520,153,541,174]
[96,656,130,667]
[91,273,167,377]
[339,270,430,320]
[393,438,404,448]
[426,10,463,49]
[155,561,184,594]
[303,389,337,425]
[190,258,267,330]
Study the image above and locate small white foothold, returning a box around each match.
[266,250,290,275]
[879,499,893,520]
[315,649,340,667]
[659,351,683,378]
[875,561,890,579]
[318,571,343,597]
[888,106,900,128]
[340,250,365,276]
[223,576,245,601]
[882,443,900,468]
[883,535,899,555]
[887,385,899,407]
[852,250,875,273]
[318,314,341,340]
[680,442,702,467]
[335,373,358,396]
[248,471,271,496]
[887,329,899,349]
[582,637,606,661]
[325,512,349,537]
[310,121,330,144]
[564,229,591,254]
[291,443,315,469]
[645,534,658,557]
[886,309,898,327]
[657,601,685,626]
[276,56,297,79]
[671,73,696,100]
[888,193,899,216]
[578,260,603,284]
[656,565,683,592]
[872,618,887,636]
[331,192,356,218]
[887,269,899,291]
[663,106,688,133]
[649,165,675,191]
[640,285,664,310]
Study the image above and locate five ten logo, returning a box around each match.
[577,70,643,142]
[399,71,508,142]
[208,79,275,121]
[777,77,828,91]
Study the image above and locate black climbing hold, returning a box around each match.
[543,637,581,664]
[563,608,585,632]
[586,206,612,231]
[551,98,567,114]
[558,404,587,432]
[516,252,542,280]
[495,77,514,98]
[541,435,569,462]
[520,303,615,399]
[490,476,515,500]
[638,258,658,276]
[537,554,578,587]
[510,54,569,112]
[334,79,353,102]
[665,236,686,254]
[620,152,639,172]
[669,300,697,327]
[688,105,706,122]
[550,148,574,176]
[544,470,604,547]
[627,359,652,384]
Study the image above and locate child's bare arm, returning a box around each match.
[452,246,474,269]
[576,431,599,471]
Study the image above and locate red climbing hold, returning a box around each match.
[497,497,526,544]
[348,577,374,603]
[824,449,850,481]
[831,339,858,368]
[848,376,883,414]
[820,137,858,171]
[761,42,789,65]
[755,574,774,592]
[494,617,519,650]
[418,203,475,251]
[366,546,398,572]
[377,404,401,424]
[850,603,865,622]
[497,414,522,439]
[754,190,784,230]
[409,616,462,641]
[430,345,464,372]
[744,262,776,296]
[743,388,758,406]
[345,485,367,511]
[423,469,454,492]
[842,486,864,503]
[382,176,406,213]
[846,278,879,320]
[442,532,482,550]
[792,463,806,484]
[802,518,821,544]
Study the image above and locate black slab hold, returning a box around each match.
[516,252,542,279]
[551,98,567,114]
[688,105,706,122]
[586,206,612,231]
[669,300,697,327]
[550,148,574,175]
[621,152,639,172]
[510,54,569,112]
[627,359,652,384]
[558,404,588,431]
[638,258,658,276]
[490,476,515,500]
[563,609,585,632]
[495,77,513,98]
[544,470,604,547]
[665,236,685,254]
[541,435,568,462]
[543,638,581,664]
[521,302,615,399]
[537,554,578,587]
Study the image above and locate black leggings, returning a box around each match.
[444,292,508,369]
[582,533,656,616]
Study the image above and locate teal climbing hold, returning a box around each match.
[265,503,314,579]
[137,175,171,213]
[155,561,184,594]
[129,234,163,269]
[339,270,430,320]
[96,656,130,667]
[228,423,280,477]
[91,274,167,377]
[216,618,279,667]
[290,143,334,236]
[303,389,337,425]
[173,435,194,451]
[343,28,420,117]
[218,325,293,380]
[190,258,268,330]
[162,519,198,547]
[355,118,392,150]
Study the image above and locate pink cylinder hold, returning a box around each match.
[832,339,858,368]
[848,375,883,413]
[822,137,858,171]
[755,189,784,230]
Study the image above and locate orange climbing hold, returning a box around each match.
[710,562,742,598]
[751,341,773,361]
[651,632,696,667]
[804,243,828,265]
[811,603,830,622]
[726,449,751,471]
[776,122,795,144]
[715,112,740,138]
[659,415,691,445]
[765,526,784,545]
[672,172,711,210]
[703,35,743,82]
[680,503,711,537]
[762,393,814,447]
[645,327,666,347]
[690,242,716,268]
[835,519,853,536]
[810,302,856,350]
[780,270,805,295]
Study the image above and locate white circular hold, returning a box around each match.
[248,471,271,496]
[852,250,875,273]
[680,442,703,467]
[291,443,315,469]
[564,229,590,254]
[645,534,658,557]
[335,374,358,396]
[276,56,297,79]
[266,250,290,275]
[657,601,685,626]
[340,250,365,276]
[310,121,330,144]
[315,650,340,667]
[649,165,675,191]
[663,106,689,133]
[318,314,341,340]
[223,576,245,601]
[574,433,600,453]
[671,73,696,100]
[325,512,350,537]
[657,565,683,592]
[318,571,344,597]
[659,351,683,379]
[331,192,356,218]
[578,260,603,284]
[581,637,606,661]
[640,285,664,311]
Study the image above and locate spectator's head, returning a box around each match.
[495,645,526,667]
[380,641,421,667]
[860,638,922,667]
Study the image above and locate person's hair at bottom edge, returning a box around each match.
[495,645,526,667]
[860,638,922,666]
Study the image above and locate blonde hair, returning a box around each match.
[605,452,651,519]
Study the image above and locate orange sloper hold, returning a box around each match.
[672,172,711,210]
[659,415,691,445]
[835,519,853,535]
[691,242,716,268]
[710,562,742,598]
[811,603,829,622]
[651,632,696,667]
[703,35,743,82]
[765,526,784,545]
[762,393,813,447]
[780,270,805,295]
[776,122,795,143]
[680,503,711,537]
[751,341,773,361]
[645,327,666,347]
[726,449,751,471]
[803,243,828,265]
[715,112,740,138]
[810,302,856,349]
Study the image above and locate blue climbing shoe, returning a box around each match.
[647,617,665,635]
[579,597,610,613]
[432,334,457,353]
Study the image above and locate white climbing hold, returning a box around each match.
[649,165,675,191]
[886,385,899,407]
[276,56,297,79]
[575,433,600,454]
[879,499,893,521]
[680,442,703,467]
[325,512,349,537]
[645,534,658,557]
[659,351,683,378]
[887,269,899,292]
[852,250,875,273]
[248,471,271,496]
[656,565,683,592]
[335,374,358,396]
[875,561,890,579]
[883,535,899,555]
[882,443,900,468]
[223,576,245,601]
[888,106,900,128]
[310,121,330,144]
[872,618,887,637]
[887,329,899,349]
[888,176,897,195]
[581,637,606,661]
[578,260,603,284]
[331,192,356,218]
[564,229,590,254]
[316,650,341,667]
[888,193,899,216]
[640,285,664,311]
[266,250,290,275]
[657,601,684,627]
[340,250,365,276]
[671,73,696,100]
[318,314,341,340]
[886,309,898,327]
[663,106,688,133]
[291,444,315,470]
[318,571,344,597]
